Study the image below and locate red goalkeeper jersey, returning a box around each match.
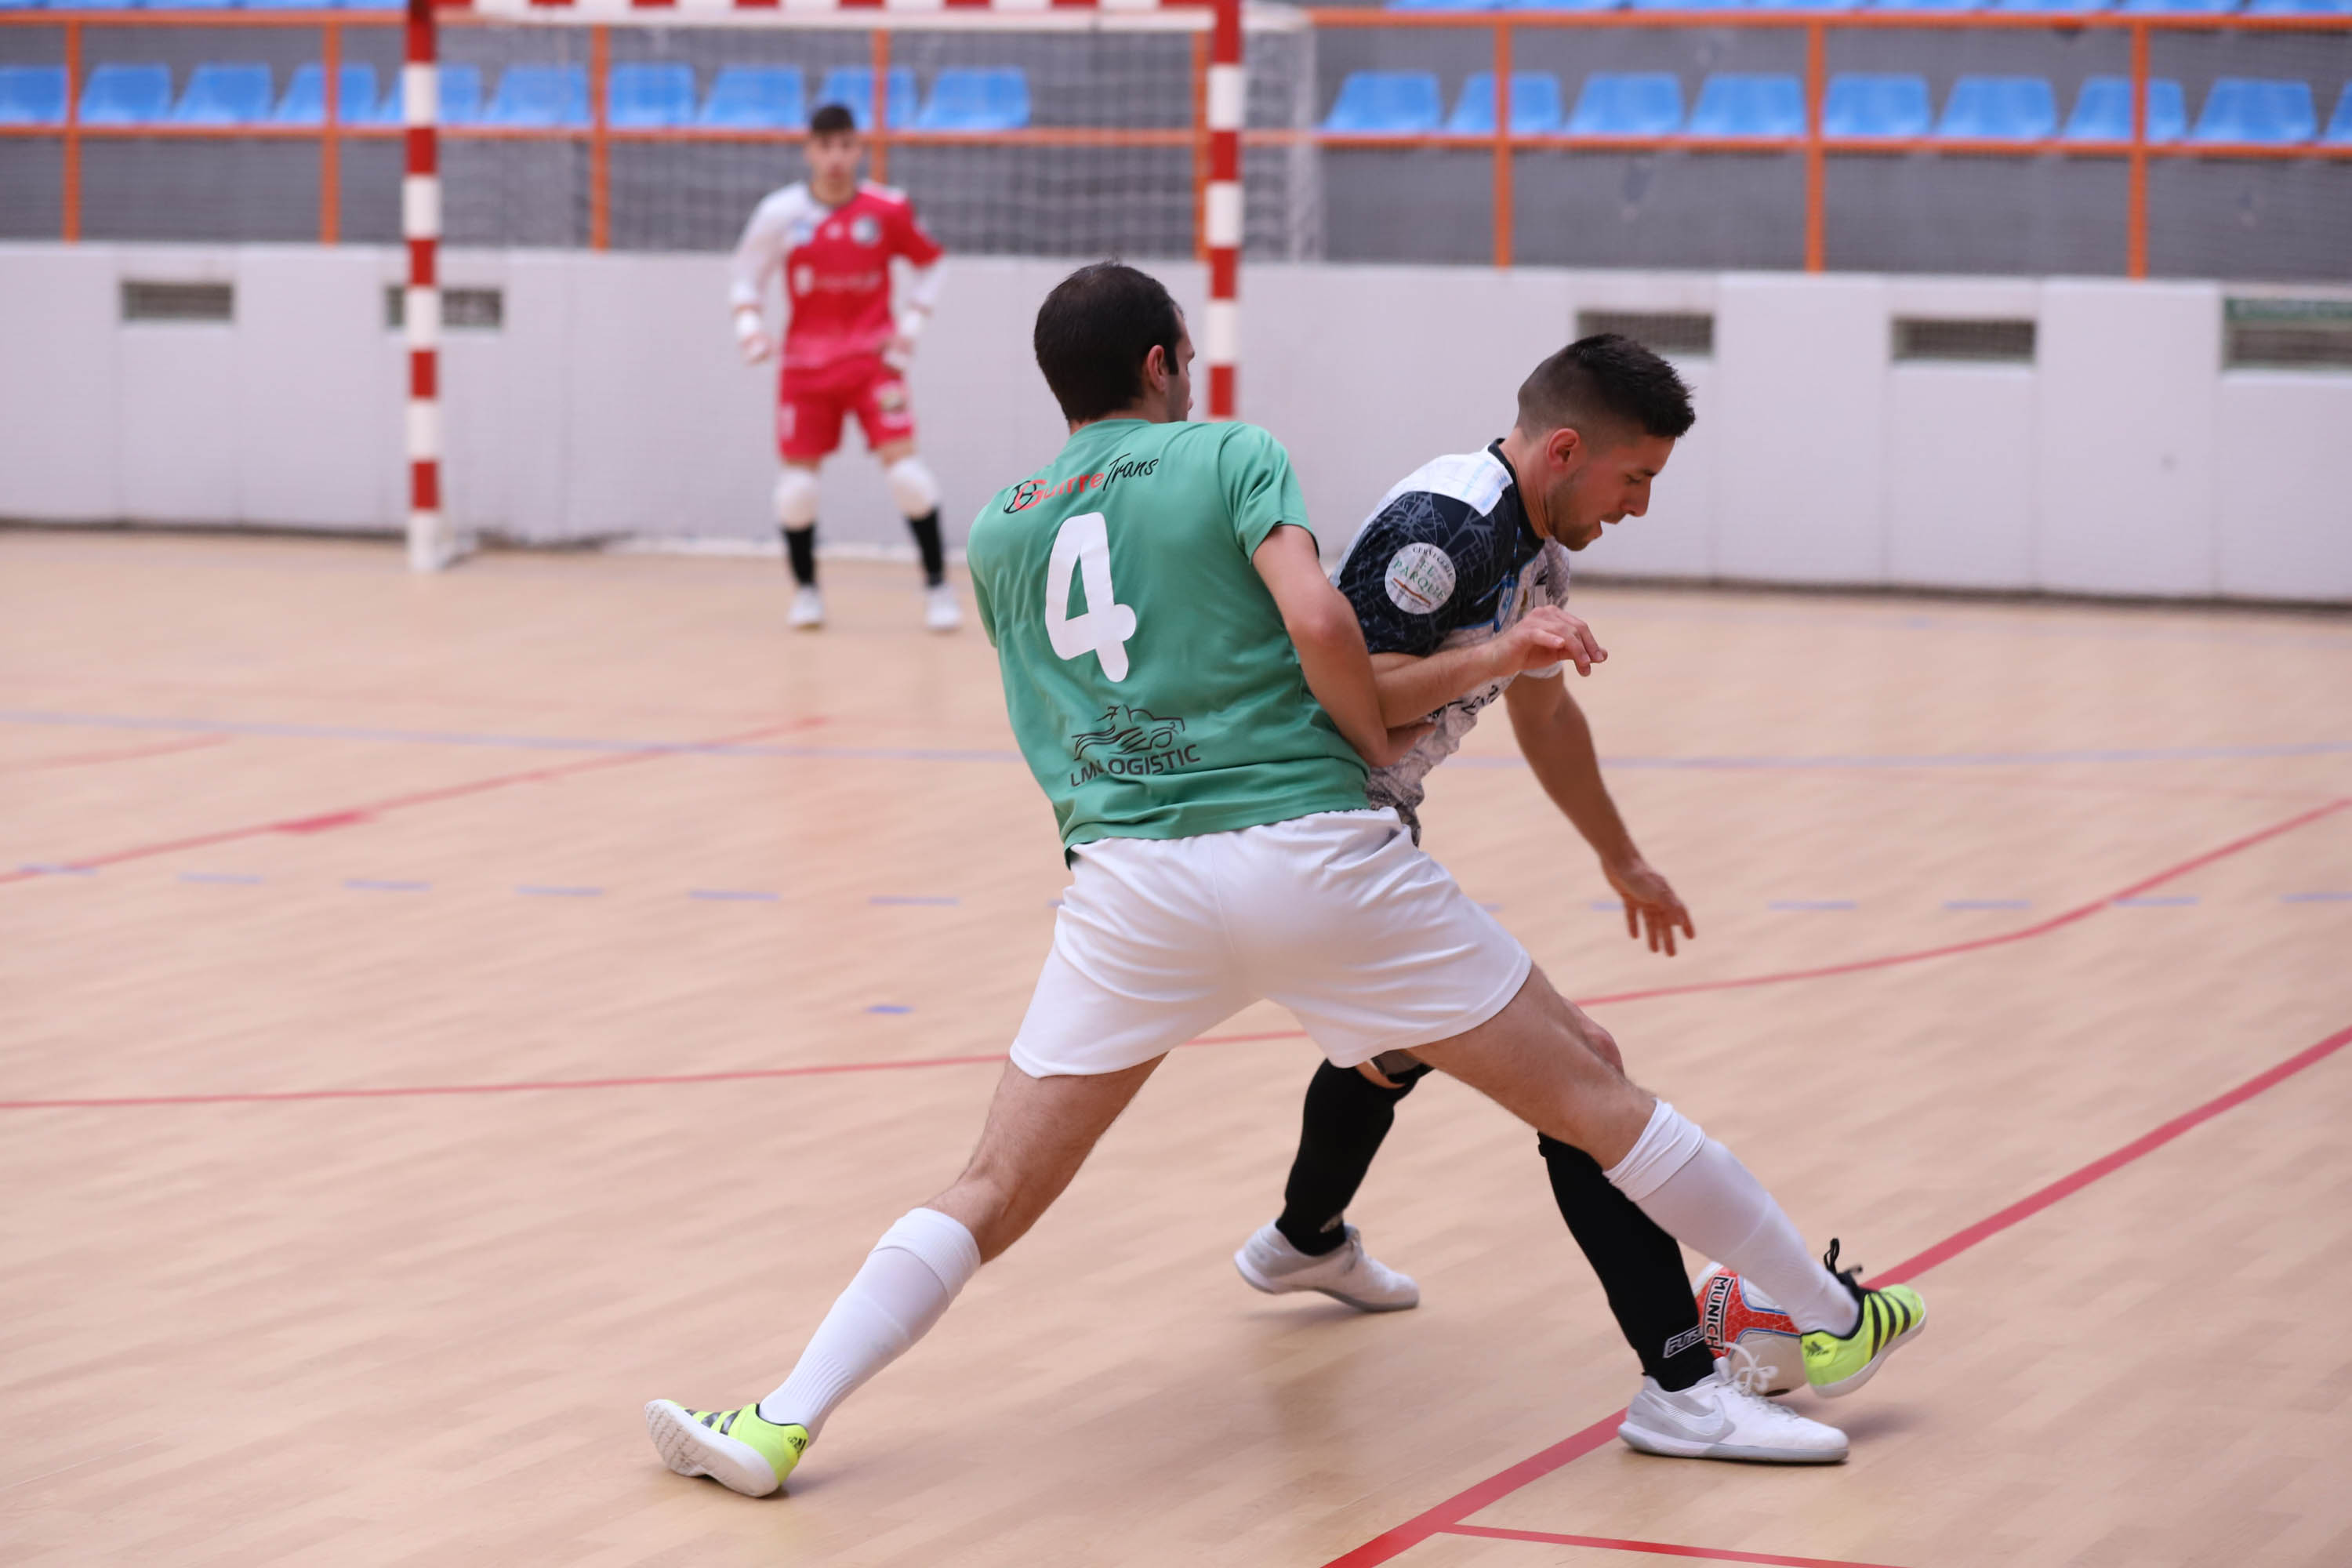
[729,180,945,372]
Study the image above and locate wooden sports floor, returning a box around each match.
[5,532,2350,1568]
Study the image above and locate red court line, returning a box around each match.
[0,1030,1305,1112]
[1441,1523,1908,1568]
[1579,795,2350,1009]
[1319,1018,2352,1568]
[2,735,230,773]
[0,718,807,889]
[3,799,2342,1112]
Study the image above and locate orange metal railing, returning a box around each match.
[4,6,2346,274]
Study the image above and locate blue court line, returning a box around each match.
[1769,899,1858,911]
[18,863,96,876]
[2281,891,2352,902]
[866,1004,913,1014]
[180,872,263,885]
[2114,895,2198,907]
[1590,900,1624,913]
[345,878,429,892]
[869,895,959,906]
[1944,898,2031,910]
[688,889,779,902]
[516,885,603,898]
[5,709,2347,775]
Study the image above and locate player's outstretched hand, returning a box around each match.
[1503,606,1606,677]
[882,334,916,372]
[1603,855,1695,956]
[738,328,775,366]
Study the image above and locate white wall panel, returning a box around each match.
[1883,365,2038,590]
[3,243,2347,604]
[2035,279,2220,596]
[234,246,389,531]
[115,245,241,525]
[1714,274,1889,585]
[2215,372,2352,601]
[0,245,121,521]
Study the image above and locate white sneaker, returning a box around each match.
[924,584,963,633]
[788,586,824,630]
[1617,1359,1848,1465]
[1233,1221,1418,1312]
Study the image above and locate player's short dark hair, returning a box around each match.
[808,103,858,136]
[1033,262,1185,424]
[1515,333,1695,445]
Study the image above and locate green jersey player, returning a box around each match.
[644,263,1925,1499]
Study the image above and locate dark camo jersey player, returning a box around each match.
[730,102,957,633]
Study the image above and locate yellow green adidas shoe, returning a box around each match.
[644,1399,808,1497]
[1800,1241,1927,1399]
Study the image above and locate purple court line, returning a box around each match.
[3,798,2343,1113]
[0,1029,1306,1112]
[870,895,960,906]
[5,709,2348,775]
[1320,1018,2352,1568]
[1768,900,1857,911]
[2282,891,2352,902]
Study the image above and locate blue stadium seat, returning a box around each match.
[699,66,803,129]
[438,64,484,125]
[1500,0,1621,10]
[914,67,1029,131]
[1385,0,1506,11]
[339,0,406,10]
[2061,76,2186,141]
[1993,0,2116,11]
[1628,0,1742,9]
[1322,71,1443,134]
[2118,0,2237,10]
[1566,72,1684,135]
[79,64,172,124]
[2329,83,2352,142]
[608,62,695,129]
[0,64,67,125]
[1865,0,1982,11]
[815,66,917,131]
[272,63,382,125]
[2190,77,2316,143]
[1936,74,2057,139]
[1686,74,1805,138]
[1823,73,1932,136]
[172,63,272,125]
[481,64,588,128]
[1446,72,1564,134]
[1763,0,1863,10]
[46,0,141,10]
[2247,0,2352,12]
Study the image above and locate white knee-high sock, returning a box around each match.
[757,1207,981,1436]
[1603,1101,1859,1337]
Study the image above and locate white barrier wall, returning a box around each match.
[3,242,2348,602]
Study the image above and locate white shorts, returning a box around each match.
[1009,808,1532,1078]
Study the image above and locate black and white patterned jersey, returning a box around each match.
[1330,440,1572,822]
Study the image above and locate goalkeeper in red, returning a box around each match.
[730,102,957,633]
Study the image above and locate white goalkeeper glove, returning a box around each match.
[734,308,774,366]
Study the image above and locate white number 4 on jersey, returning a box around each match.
[1044,512,1138,682]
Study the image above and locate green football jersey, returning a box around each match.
[968,418,1369,848]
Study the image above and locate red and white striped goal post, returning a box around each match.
[401,0,1248,571]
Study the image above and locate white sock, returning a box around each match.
[1605,1102,1859,1337]
[756,1207,981,1436]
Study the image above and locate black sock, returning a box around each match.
[905,509,946,588]
[783,525,818,588]
[1274,1059,1429,1256]
[1540,1134,1717,1392]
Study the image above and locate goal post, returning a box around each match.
[400,0,1298,572]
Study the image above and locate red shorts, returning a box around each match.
[777,354,916,463]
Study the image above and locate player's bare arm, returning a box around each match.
[1504,673,1694,956]
[1253,527,1426,771]
[1366,605,1605,728]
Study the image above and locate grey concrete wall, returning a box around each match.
[3,242,2349,602]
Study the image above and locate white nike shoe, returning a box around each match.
[1233,1221,1419,1312]
[788,586,824,630]
[924,584,963,633]
[1617,1360,1848,1465]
